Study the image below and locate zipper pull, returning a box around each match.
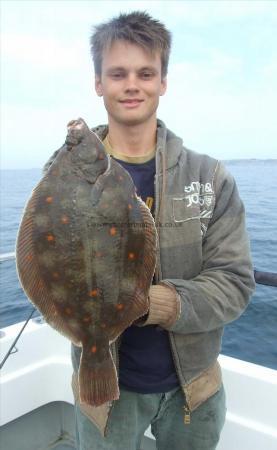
[184,405,191,425]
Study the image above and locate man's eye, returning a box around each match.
[141,72,154,79]
[110,73,124,79]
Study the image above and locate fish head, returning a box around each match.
[65,118,108,184]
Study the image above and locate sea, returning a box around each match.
[0,160,276,370]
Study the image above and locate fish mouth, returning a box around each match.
[67,118,85,131]
[66,118,88,146]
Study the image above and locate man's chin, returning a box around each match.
[111,113,156,127]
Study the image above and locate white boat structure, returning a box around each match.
[0,254,277,450]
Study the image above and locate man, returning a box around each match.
[45,11,255,450]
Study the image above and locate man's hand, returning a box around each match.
[142,284,180,328]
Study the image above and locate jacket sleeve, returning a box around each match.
[164,163,256,334]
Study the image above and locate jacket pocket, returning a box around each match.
[172,196,200,223]
[172,192,215,223]
[172,192,215,239]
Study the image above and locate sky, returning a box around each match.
[1,0,277,169]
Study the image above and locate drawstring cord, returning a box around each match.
[154,148,167,282]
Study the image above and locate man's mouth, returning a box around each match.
[119,99,144,107]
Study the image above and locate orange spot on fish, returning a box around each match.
[109,226,117,236]
[100,323,106,328]
[98,153,105,160]
[61,215,69,224]
[65,307,72,315]
[116,303,124,311]
[118,175,123,181]
[91,345,97,353]
[46,234,55,242]
[128,252,136,260]
[128,204,132,210]
[46,196,53,203]
[26,253,33,262]
[95,251,103,257]
[89,289,99,297]
[83,316,91,323]
[52,272,59,279]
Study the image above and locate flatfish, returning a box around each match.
[16,118,157,406]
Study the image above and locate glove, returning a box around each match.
[141,283,180,328]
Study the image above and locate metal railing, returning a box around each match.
[0,252,16,262]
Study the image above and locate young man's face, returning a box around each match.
[95,40,167,127]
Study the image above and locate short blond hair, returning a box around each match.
[90,11,171,78]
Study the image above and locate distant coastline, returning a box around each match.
[224,158,277,164]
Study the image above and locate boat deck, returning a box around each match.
[0,400,155,450]
[1,319,277,450]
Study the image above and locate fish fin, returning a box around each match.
[79,347,119,407]
[16,188,81,346]
[138,199,157,280]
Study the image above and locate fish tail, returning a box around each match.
[78,348,119,407]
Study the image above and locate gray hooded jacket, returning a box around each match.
[44,120,255,436]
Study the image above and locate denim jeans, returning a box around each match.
[75,384,226,450]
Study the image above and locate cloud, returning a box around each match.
[261,60,277,84]
[1,0,276,167]
[1,96,107,169]
[155,0,277,23]
[2,33,87,70]
[159,56,277,159]
[2,1,277,31]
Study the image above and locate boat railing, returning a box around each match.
[0,252,16,262]
[1,252,277,286]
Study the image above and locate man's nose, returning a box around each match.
[124,73,139,92]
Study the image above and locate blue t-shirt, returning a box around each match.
[113,156,179,393]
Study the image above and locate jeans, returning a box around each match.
[75,384,226,450]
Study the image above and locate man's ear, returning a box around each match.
[160,77,167,96]
[95,75,103,97]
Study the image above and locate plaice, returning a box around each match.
[16,118,157,407]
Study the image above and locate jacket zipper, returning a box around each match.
[184,404,191,424]
[168,332,191,425]
[154,152,162,283]
[155,148,191,425]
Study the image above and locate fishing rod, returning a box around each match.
[0,307,36,370]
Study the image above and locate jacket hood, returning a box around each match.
[92,119,184,172]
